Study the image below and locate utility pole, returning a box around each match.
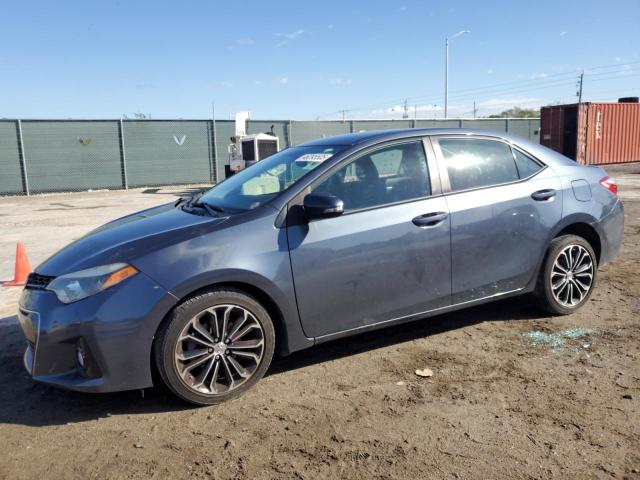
[340,110,346,122]
[445,37,449,118]
[402,99,409,119]
[414,105,417,121]
[445,30,470,119]
[577,71,584,104]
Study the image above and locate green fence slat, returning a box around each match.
[21,121,122,193]
[213,120,235,181]
[353,120,414,132]
[289,121,351,145]
[0,121,23,194]
[122,121,212,187]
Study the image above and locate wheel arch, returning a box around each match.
[552,217,602,265]
[185,280,290,356]
[150,270,313,364]
[525,214,602,293]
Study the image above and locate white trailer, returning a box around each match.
[227,112,280,175]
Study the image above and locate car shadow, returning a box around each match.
[268,296,542,376]
[0,297,544,427]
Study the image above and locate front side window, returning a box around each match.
[438,138,519,192]
[312,141,431,212]
[201,145,346,212]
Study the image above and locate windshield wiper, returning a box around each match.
[177,192,225,217]
[193,200,224,216]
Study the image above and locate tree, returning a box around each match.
[487,107,539,118]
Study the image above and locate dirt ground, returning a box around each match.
[0,167,638,479]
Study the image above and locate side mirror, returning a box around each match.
[303,192,344,220]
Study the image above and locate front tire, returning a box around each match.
[154,288,275,405]
[536,234,597,315]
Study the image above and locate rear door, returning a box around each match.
[431,136,562,304]
[287,139,451,338]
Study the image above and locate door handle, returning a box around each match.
[412,212,448,227]
[531,189,556,201]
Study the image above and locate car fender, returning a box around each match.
[523,211,601,292]
[143,267,314,357]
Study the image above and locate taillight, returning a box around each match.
[599,176,618,196]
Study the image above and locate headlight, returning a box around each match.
[46,263,138,304]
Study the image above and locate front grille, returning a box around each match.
[25,272,55,290]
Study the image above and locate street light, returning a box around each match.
[445,29,470,119]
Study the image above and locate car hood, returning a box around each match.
[36,202,228,277]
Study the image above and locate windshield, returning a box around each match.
[200,145,346,212]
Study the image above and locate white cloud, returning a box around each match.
[355,96,543,120]
[364,103,441,118]
[275,76,289,85]
[135,83,157,90]
[614,56,622,62]
[275,29,305,47]
[619,64,634,76]
[478,96,539,110]
[531,72,548,79]
[327,24,334,30]
[236,38,254,45]
[329,78,353,86]
[560,31,568,37]
[400,5,407,11]
[441,97,540,117]
[221,80,234,88]
[487,68,494,75]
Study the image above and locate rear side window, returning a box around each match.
[438,138,519,192]
[513,149,543,178]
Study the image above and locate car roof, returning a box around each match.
[298,128,514,146]
[297,128,574,169]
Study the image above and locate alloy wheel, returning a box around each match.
[550,244,594,307]
[174,304,265,395]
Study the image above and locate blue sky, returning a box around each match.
[1,0,638,119]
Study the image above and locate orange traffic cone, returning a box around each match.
[3,242,32,287]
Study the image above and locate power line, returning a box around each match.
[330,71,639,118]
[316,60,640,119]
[382,68,637,108]
[431,60,640,98]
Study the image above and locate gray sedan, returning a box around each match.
[18,128,624,405]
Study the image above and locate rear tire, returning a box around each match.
[536,234,597,315]
[154,288,275,406]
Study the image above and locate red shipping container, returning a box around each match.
[540,101,640,165]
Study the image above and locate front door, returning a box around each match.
[287,139,452,338]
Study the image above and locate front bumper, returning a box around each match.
[18,271,177,393]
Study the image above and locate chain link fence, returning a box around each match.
[0,118,539,196]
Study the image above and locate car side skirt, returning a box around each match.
[313,286,529,344]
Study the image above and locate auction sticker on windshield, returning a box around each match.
[295,153,334,164]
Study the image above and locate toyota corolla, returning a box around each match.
[18,129,624,405]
